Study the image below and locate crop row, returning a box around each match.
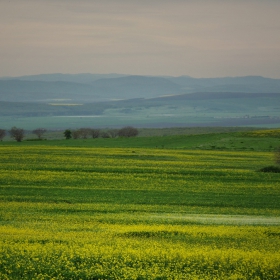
[0,146,280,279]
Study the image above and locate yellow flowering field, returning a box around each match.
[242,128,280,138]
[0,145,280,279]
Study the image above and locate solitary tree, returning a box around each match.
[63,129,72,139]
[118,126,139,137]
[0,129,6,141]
[9,127,25,142]
[33,128,47,139]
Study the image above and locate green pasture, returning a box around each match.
[2,129,280,152]
[0,134,280,279]
[0,144,279,213]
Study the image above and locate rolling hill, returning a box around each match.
[0,74,280,129]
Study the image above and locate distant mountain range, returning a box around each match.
[1,74,280,103]
[0,74,280,129]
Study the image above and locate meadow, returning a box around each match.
[0,133,280,279]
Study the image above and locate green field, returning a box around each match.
[0,132,280,279]
[4,127,280,152]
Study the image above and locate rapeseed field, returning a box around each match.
[0,145,279,279]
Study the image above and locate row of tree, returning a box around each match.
[0,127,47,142]
[64,126,139,139]
[0,126,139,142]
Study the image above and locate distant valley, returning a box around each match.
[0,74,280,129]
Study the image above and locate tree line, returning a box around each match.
[0,126,139,142]
[63,126,138,139]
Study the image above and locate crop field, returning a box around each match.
[0,143,280,279]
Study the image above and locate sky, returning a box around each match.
[1,0,280,78]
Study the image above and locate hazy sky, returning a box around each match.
[1,0,280,78]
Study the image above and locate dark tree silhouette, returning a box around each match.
[63,129,72,139]
[118,126,139,137]
[10,127,25,142]
[33,128,47,139]
[72,130,81,139]
[108,129,119,138]
[101,132,110,138]
[79,128,92,139]
[90,129,100,139]
[0,129,6,141]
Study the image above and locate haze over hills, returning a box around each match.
[0,75,183,102]
[0,74,280,129]
[167,76,280,94]
[0,73,127,84]
[1,74,280,102]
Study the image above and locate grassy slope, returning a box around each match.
[1,130,280,279]
[0,145,279,215]
[1,129,280,214]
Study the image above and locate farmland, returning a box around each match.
[1,75,280,129]
[0,134,280,279]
